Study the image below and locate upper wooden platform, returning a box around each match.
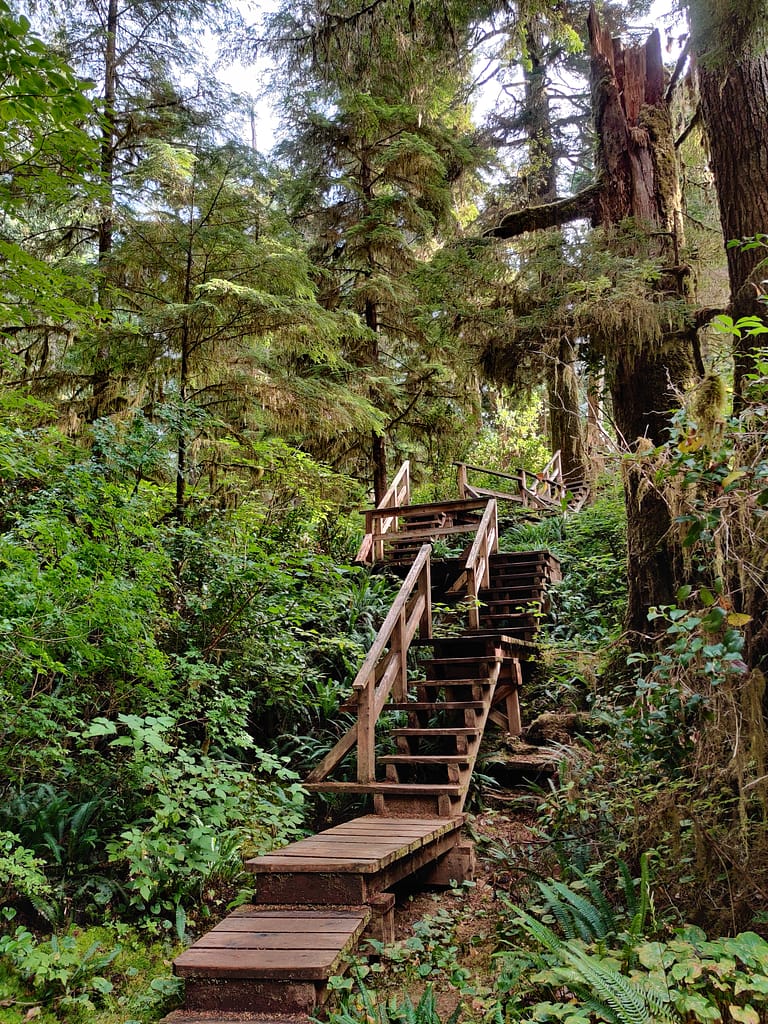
[245,814,464,904]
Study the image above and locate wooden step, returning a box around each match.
[384,701,486,712]
[174,907,369,1014]
[162,1014,311,1024]
[420,655,502,667]
[302,781,463,796]
[246,814,465,900]
[481,600,541,612]
[390,727,479,737]
[379,754,471,765]
[482,584,547,597]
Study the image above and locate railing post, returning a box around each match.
[457,463,468,499]
[468,565,480,630]
[357,671,376,783]
[373,512,385,562]
[393,607,407,702]
[418,553,432,639]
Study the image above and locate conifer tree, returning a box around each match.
[114,140,377,515]
[265,0,487,499]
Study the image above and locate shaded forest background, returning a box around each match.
[1,0,768,1020]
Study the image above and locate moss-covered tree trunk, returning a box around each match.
[697,57,768,401]
[588,6,700,637]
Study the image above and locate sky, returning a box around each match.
[216,0,686,155]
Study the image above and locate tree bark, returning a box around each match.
[547,335,588,485]
[90,0,119,421]
[485,182,601,239]
[697,56,768,400]
[588,4,699,638]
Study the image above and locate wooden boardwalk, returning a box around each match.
[163,462,561,1024]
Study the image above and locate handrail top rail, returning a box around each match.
[377,459,410,509]
[464,498,498,572]
[351,543,431,691]
[456,460,562,487]
[366,497,489,518]
[454,461,525,481]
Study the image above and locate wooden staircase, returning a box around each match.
[163,461,562,1024]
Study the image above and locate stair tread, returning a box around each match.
[385,701,486,711]
[420,655,503,664]
[419,678,491,686]
[379,754,471,764]
[390,727,479,736]
[174,908,369,980]
[304,781,462,794]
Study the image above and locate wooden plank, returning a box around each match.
[390,727,479,736]
[376,523,480,543]
[263,843,400,859]
[228,913,364,921]
[175,947,344,980]
[302,782,461,795]
[214,919,362,934]
[250,855,385,872]
[193,932,351,950]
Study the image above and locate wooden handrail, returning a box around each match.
[456,456,565,507]
[463,499,498,629]
[306,544,432,784]
[354,544,431,781]
[355,460,410,563]
[379,459,410,510]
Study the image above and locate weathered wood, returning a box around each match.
[175,910,369,981]
[161,1012,312,1024]
[181,979,321,1015]
[423,842,476,886]
[251,826,464,903]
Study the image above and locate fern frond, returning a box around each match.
[537,880,579,939]
[617,859,638,921]
[576,866,618,933]
[560,945,653,1024]
[511,903,570,955]
[542,878,610,941]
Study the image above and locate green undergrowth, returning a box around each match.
[0,922,183,1023]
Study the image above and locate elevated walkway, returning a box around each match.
[164,461,562,1023]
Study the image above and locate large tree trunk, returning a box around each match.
[697,57,768,401]
[547,335,588,485]
[524,19,589,488]
[692,30,768,672]
[90,0,119,421]
[588,6,700,637]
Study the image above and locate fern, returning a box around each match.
[539,878,611,941]
[627,852,651,942]
[575,866,619,934]
[511,903,683,1024]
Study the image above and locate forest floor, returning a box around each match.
[342,795,547,1018]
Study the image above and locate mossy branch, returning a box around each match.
[484,181,602,238]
